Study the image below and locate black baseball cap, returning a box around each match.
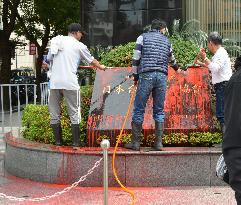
[68,23,87,35]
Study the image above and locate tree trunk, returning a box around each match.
[0,36,12,84]
[35,48,44,103]
[0,35,12,110]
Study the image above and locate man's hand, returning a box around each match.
[199,48,206,59]
[98,64,106,71]
[90,59,106,71]
[126,73,139,85]
[177,68,182,73]
[195,59,206,67]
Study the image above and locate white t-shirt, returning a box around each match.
[49,35,94,90]
[208,47,232,84]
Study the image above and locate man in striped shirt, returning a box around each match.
[125,19,179,151]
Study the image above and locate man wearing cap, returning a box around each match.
[125,19,179,151]
[47,23,106,148]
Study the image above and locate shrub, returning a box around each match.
[188,132,221,146]
[100,38,202,69]
[100,42,135,67]
[169,37,199,68]
[22,86,93,145]
[22,104,55,144]
[97,131,222,147]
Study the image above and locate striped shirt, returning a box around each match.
[132,34,178,74]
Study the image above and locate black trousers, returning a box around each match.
[223,148,241,205]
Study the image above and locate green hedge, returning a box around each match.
[100,42,135,67]
[170,37,199,68]
[97,132,222,147]
[22,96,221,147]
[22,86,92,145]
[100,38,200,69]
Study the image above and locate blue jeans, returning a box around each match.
[214,81,227,124]
[132,71,167,124]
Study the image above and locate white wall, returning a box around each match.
[10,33,35,70]
[11,44,35,70]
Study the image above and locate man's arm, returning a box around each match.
[132,35,143,74]
[129,35,143,82]
[90,59,106,70]
[169,45,179,71]
[79,44,106,70]
[198,48,222,72]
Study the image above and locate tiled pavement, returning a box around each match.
[0,127,20,153]
[0,110,22,153]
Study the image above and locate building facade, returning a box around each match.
[80,0,182,46]
[80,0,241,47]
[183,0,241,43]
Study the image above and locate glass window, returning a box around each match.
[113,10,148,45]
[149,9,182,28]
[148,0,182,9]
[116,0,147,10]
[87,11,114,46]
[92,0,114,11]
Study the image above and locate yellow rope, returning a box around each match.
[112,84,137,205]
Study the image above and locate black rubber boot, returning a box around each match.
[71,124,80,147]
[51,123,63,146]
[125,122,142,151]
[152,122,164,151]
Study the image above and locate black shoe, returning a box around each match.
[151,122,164,151]
[124,122,142,151]
[51,123,63,146]
[71,124,80,147]
[125,142,140,151]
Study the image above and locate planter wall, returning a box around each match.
[5,134,225,187]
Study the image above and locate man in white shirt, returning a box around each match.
[48,23,106,148]
[197,32,232,135]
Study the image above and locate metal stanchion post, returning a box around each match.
[100,139,110,205]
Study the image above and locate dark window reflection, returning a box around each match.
[148,0,182,9]
[113,10,148,45]
[91,0,114,11]
[80,0,183,46]
[87,11,114,46]
[116,0,147,10]
[149,9,183,28]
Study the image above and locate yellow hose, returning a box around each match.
[112,84,137,205]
